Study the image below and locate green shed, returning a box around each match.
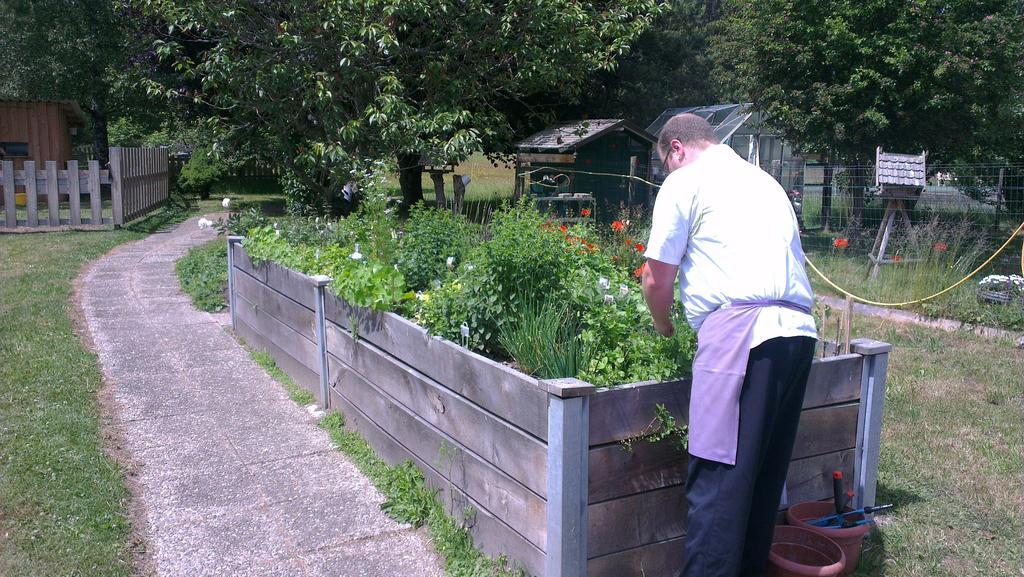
[515,119,656,219]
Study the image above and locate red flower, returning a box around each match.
[933,242,948,252]
[833,238,849,249]
[893,254,903,262]
[587,242,595,250]
[559,224,568,233]
[581,208,592,217]
[612,255,620,263]
[635,243,646,252]
[633,263,647,279]
[625,238,635,246]
[611,220,625,232]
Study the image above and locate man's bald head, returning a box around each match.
[657,113,717,161]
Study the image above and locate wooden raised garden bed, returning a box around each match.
[226,238,890,577]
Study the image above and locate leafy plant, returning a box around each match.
[397,203,482,291]
[175,240,228,312]
[621,404,688,453]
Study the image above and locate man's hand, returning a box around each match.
[641,258,679,338]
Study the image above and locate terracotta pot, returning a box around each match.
[767,525,846,577]
[787,501,871,575]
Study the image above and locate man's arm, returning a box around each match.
[642,258,679,337]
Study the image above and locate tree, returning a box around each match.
[139,0,667,211]
[574,0,723,125]
[713,0,1024,229]
[0,0,138,164]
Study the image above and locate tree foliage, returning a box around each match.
[576,0,723,125]
[139,0,667,210]
[712,0,1024,162]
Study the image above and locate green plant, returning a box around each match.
[621,404,688,453]
[498,299,594,379]
[176,240,228,312]
[397,203,482,291]
[216,206,270,237]
[176,145,229,200]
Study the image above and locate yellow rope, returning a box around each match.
[517,165,1024,308]
[804,220,1024,307]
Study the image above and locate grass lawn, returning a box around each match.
[0,228,145,576]
[851,316,1023,577]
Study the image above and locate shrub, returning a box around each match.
[177,145,229,199]
[397,204,482,291]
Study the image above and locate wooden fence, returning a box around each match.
[110,147,169,225]
[226,239,890,577]
[0,147,168,230]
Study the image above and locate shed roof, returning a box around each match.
[0,98,88,126]
[646,103,753,143]
[516,119,655,153]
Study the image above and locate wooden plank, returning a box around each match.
[45,161,59,226]
[589,437,687,503]
[326,386,545,577]
[265,259,317,309]
[329,355,548,550]
[68,161,81,225]
[589,379,689,446]
[232,243,268,284]
[25,161,37,226]
[323,291,549,441]
[233,270,317,343]
[2,161,14,227]
[233,315,320,401]
[785,448,855,507]
[589,403,859,502]
[110,147,124,225]
[791,403,859,460]
[803,354,862,409]
[88,161,101,224]
[588,483,686,558]
[324,320,548,497]
[234,290,321,377]
[587,535,684,577]
[518,152,576,164]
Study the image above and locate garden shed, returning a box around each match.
[515,119,655,217]
[0,99,88,168]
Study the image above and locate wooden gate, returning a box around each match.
[109,147,169,225]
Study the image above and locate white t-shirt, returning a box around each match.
[644,144,817,347]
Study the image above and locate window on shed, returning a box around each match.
[0,142,29,157]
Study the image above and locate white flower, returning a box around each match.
[603,294,615,305]
[598,276,610,291]
[619,284,629,296]
[432,278,442,289]
[446,256,455,270]
[221,197,231,208]
[465,263,476,271]
[197,217,213,229]
[349,243,363,260]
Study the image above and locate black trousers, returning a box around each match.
[680,336,816,577]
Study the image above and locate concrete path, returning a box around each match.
[78,215,445,577]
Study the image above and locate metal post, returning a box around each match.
[542,378,596,577]
[226,236,243,330]
[851,339,891,509]
[312,275,332,410]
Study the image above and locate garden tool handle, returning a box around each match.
[832,471,845,516]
